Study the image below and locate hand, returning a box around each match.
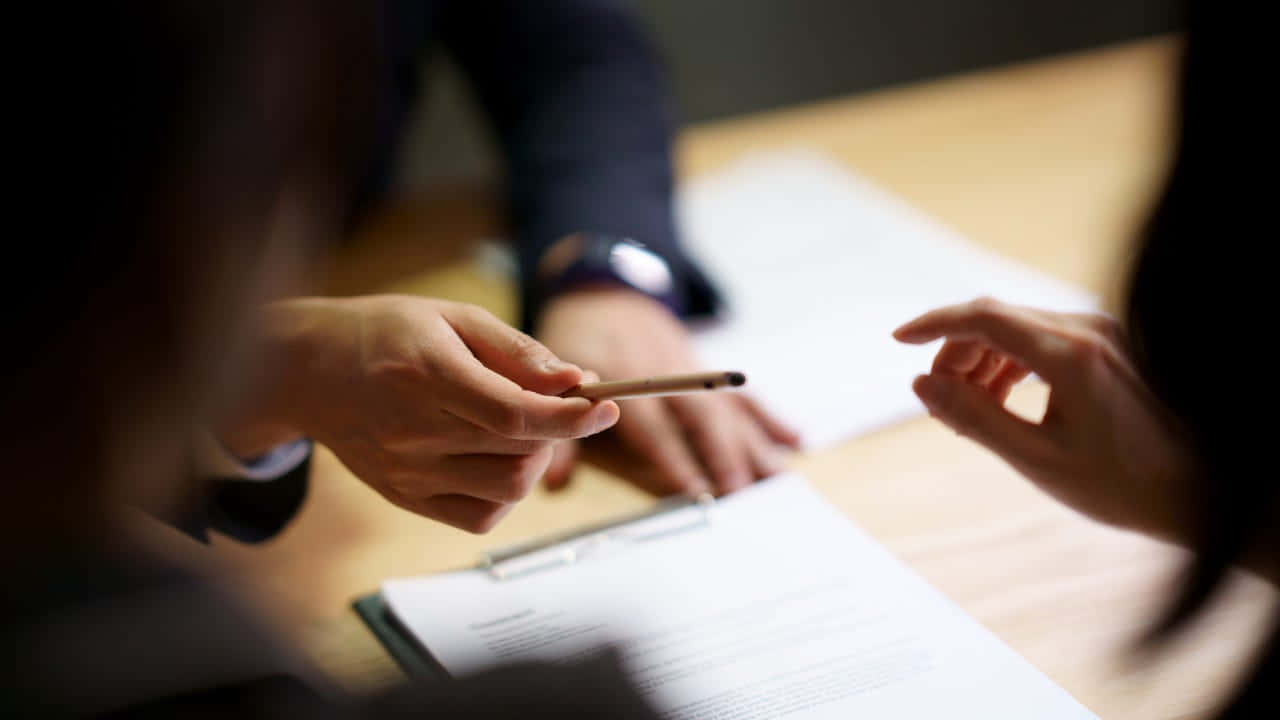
[535,288,800,497]
[893,297,1192,542]
[218,295,620,533]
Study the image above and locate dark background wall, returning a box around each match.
[392,0,1184,186]
[634,0,1183,122]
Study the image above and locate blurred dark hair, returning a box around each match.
[1126,5,1280,716]
[1,1,374,545]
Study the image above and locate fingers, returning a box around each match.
[435,332,621,440]
[382,446,554,531]
[670,396,753,495]
[912,373,1051,473]
[427,446,555,505]
[734,394,802,448]
[738,414,790,480]
[894,298,1074,382]
[966,350,1005,386]
[1039,309,1127,348]
[922,338,1028,404]
[415,494,515,534]
[930,339,987,376]
[537,370,595,490]
[585,395,793,498]
[542,440,579,492]
[988,359,1032,402]
[613,399,709,496]
[381,417,549,456]
[441,303,584,395]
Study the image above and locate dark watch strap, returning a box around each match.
[532,234,683,315]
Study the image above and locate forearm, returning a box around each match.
[211,298,336,459]
[438,0,718,329]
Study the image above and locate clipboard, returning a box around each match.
[352,591,447,680]
[352,491,716,679]
[348,474,1098,719]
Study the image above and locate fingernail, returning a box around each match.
[586,402,620,435]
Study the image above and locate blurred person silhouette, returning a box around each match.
[2,1,657,716]
[202,0,799,541]
[893,6,1277,716]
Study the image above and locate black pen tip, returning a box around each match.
[726,371,747,387]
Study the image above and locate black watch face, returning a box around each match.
[608,241,674,296]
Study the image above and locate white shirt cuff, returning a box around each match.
[194,430,312,482]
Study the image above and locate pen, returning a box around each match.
[561,371,746,401]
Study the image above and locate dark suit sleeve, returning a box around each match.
[169,457,312,544]
[436,0,721,331]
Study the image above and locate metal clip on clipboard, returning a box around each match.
[479,492,716,581]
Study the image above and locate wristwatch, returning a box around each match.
[534,233,681,313]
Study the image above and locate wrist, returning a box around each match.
[214,298,333,458]
[536,285,679,335]
[529,233,682,328]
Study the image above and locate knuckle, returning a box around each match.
[508,329,546,361]
[447,303,495,334]
[454,302,490,323]
[969,296,1002,317]
[491,399,529,438]
[968,299,1008,336]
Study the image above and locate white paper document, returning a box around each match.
[382,475,1096,719]
[678,150,1097,449]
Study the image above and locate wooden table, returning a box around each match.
[209,37,1277,719]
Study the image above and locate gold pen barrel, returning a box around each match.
[562,371,746,401]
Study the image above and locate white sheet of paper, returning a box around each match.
[678,150,1097,449]
[382,474,1096,719]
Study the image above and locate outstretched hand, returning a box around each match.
[894,297,1192,542]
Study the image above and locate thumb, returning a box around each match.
[913,373,1049,468]
[444,304,583,394]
